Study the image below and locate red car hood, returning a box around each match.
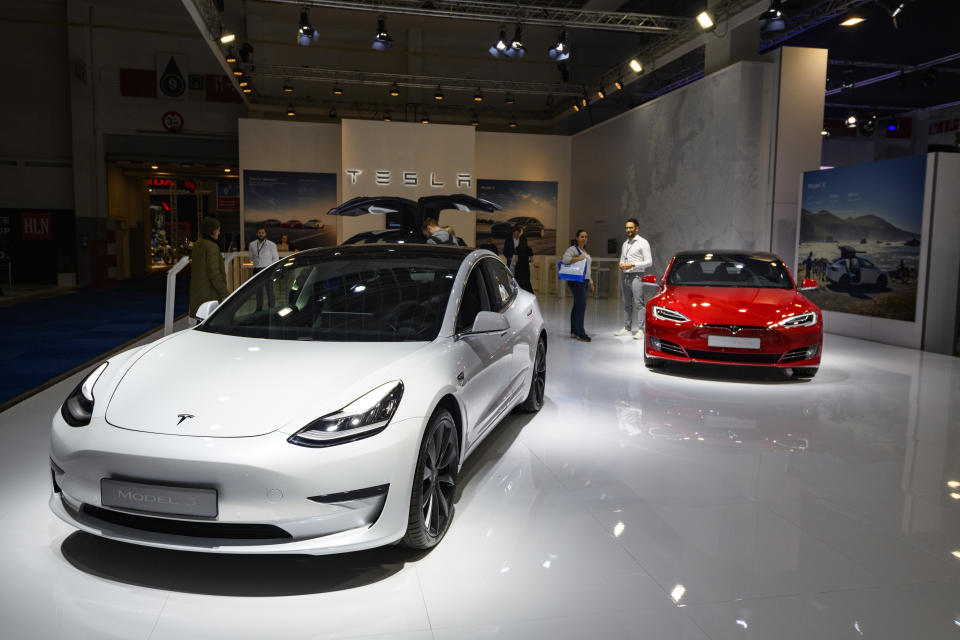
[654,286,816,326]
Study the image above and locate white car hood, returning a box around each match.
[104,330,428,438]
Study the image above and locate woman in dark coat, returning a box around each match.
[514,234,534,293]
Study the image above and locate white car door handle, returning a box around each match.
[457,371,465,386]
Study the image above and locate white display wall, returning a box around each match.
[569,60,779,273]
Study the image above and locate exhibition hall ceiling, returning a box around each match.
[183,0,958,134]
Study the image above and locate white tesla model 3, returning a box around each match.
[50,245,546,554]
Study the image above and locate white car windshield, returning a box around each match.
[199,248,462,341]
[666,253,794,289]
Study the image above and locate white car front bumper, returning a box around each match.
[49,414,425,554]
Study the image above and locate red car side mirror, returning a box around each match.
[642,274,658,285]
[800,278,817,291]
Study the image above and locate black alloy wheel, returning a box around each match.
[519,337,546,412]
[403,408,459,549]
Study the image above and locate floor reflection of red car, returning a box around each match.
[644,251,822,379]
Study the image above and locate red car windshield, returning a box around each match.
[666,253,794,289]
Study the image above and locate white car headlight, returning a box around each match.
[60,362,109,427]
[776,311,817,328]
[652,305,690,323]
[289,380,404,447]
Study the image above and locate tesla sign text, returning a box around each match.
[345,169,472,189]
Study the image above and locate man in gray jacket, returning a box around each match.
[422,217,458,245]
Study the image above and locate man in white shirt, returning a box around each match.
[615,218,653,338]
[248,225,279,310]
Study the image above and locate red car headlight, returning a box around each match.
[652,305,690,323]
[776,311,818,328]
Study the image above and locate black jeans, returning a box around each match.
[568,280,588,337]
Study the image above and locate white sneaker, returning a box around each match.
[614,328,632,336]
[633,329,644,340]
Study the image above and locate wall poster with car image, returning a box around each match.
[242,170,337,250]
[796,154,927,321]
[477,179,558,256]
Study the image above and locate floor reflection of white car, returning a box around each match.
[50,245,547,554]
[825,257,889,289]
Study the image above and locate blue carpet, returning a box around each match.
[0,275,189,406]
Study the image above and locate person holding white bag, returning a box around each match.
[561,229,594,341]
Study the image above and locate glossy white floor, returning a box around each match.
[2,297,959,640]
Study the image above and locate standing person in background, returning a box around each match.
[422,218,458,245]
[562,230,594,342]
[189,217,229,323]
[804,251,814,279]
[503,224,522,272]
[615,218,653,339]
[514,234,534,292]
[248,225,279,311]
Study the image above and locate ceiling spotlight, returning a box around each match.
[298,10,319,46]
[372,15,393,50]
[224,168,231,173]
[820,127,830,137]
[597,88,606,100]
[573,103,580,112]
[614,78,623,91]
[220,32,235,44]
[858,118,876,135]
[283,80,293,93]
[232,67,243,77]
[840,16,865,26]
[329,106,338,118]
[696,11,715,30]
[506,23,525,58]
[629,58,643,74]
[333,84,343,96]
[434,86,444,101]
[841,66,854,90]
[225,49,238,64]
[286,104,296,117]
[151,164,159,170]
[580,93,588,107]
[238,78,249,87]
[508,117,517,128]
[845,114,857,128]
[877,0,905,23]
[421,113,430,124]
[471,113,480,126]
[389,82,400,97]
[489,25,509,58]
[474,89,483,102]
[759,1,786,32]
[549,28,570,61]
[242,86,252,93]
[383,110,392,122]
[887,120,899,132]
[505,93,515,105]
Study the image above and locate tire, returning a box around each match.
[518,337,547,412]
[792,367,818,379]
[839,274,850,290]
[402,408,460,550]
[877,275,888,288]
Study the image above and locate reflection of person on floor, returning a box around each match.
[562,229,594,342]
[514,235,534,292]
[189,217,229,323]
[804,251,813,278]
[248,225,279,311]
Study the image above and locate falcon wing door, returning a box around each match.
[417,194,502,218]
[327,196,419,231]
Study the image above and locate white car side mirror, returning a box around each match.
[195,300,220,322]
[470,311,509,334]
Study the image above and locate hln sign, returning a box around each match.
[22,213,52,240]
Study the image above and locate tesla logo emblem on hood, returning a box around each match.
[176,414,195,425]
[727,326,742,334]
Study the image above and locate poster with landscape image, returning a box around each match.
[242,170,337,250]
[797,155,927,321]
[477,179,558,256]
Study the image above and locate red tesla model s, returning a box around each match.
[643,250,822,378]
